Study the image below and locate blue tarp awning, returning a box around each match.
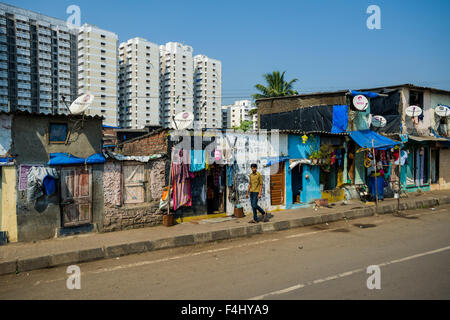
[349,130,401,150]
[264,156,290,167]
[350,90,379,98]
[48,153,106,165]
[331,105,349,133]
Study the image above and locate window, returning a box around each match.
[48,122,68,143]
[409,90,423,107]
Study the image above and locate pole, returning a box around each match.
[397,146,401,211]
[167,152,173,215]
[372,139,378,210]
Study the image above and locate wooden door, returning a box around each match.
[61,166,92,227]
[123,164,145,204]
[270,162,285,205]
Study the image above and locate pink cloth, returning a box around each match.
[171,148,192,210]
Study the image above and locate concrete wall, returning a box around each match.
[102,159,165,232]
[437,149,450,190]
[1,166,17,242]
[12,114,103,164]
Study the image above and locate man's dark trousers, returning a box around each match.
[250,192,265,221]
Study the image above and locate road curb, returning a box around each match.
[0,194,448,276]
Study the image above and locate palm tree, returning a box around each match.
[252,71,299,100]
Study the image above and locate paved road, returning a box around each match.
[0,205,449,300]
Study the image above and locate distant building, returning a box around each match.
[159,42,194,128]
[78,24,118,126]
[0,3,78,114]
[118,37,160,128]
[193,55,222,128]
[221,100,255,128]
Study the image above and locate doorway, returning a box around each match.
[291,164,303,204]
[206,165,226,214]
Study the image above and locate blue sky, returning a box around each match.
[5,0,450,105]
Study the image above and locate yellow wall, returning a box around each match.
[321,188,346,203]
[1,166,17,242]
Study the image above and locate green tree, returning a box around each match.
[233,120,253,132]
[252,71,299,100]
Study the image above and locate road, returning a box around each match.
[0,205,449,300]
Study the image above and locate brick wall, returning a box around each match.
[121,129,168,156]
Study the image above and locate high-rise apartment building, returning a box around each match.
[193,54,222,128]
[0,3,78,114]
[159,42,193,128]
[118,37,160,128]
[78,24,118,126]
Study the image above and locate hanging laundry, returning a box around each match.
[27,166,59,202]
[190,149,205,172]
[226,165,234,187]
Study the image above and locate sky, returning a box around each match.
[5,0,450,105]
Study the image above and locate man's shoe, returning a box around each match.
[248,220,258,224]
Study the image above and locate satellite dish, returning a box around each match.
[371,115,387,128]
[405,105,422,117]
[353,95,369,111]
[69,93,94,115]
[435,105,450,117]
[171,111,194,130]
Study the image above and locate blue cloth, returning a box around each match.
[349,130,401,150]
[0,157,14,163]
[369,176,384,200]
[226,165,234,186]
[43,175,56,196]
[265,156,289,167]
[190,150,205,172]
[250,192,265,221]
[350,90,379,98]
[331,105,348,133]
[48,153,105,165]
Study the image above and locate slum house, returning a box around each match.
[103,128,169,231]
[256,88,405,204]
[358,84,450,193]
[115,128,292,222]
[0,111,105,243]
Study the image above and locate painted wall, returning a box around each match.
[1,166,17,242]
[286,134,321,208]
[218,132,288,216]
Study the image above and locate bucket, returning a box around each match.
[163,214,174,227]
[234,207,244,218]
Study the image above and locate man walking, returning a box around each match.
[246,163,267,223]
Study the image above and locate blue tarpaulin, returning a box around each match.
[0,157,14,163]
[350,90,379,98]
[349,130,401,150]
[264,156,290,167]
[48,153,105,165]
[331,105,348,133]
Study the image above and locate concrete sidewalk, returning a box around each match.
[1,190,450,276]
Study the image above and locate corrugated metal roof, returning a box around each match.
[0,110,104,120]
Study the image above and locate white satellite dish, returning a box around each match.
[371,115,387,128]
[171,111,194,130]
[435,105,450,117]
[405,105,422,117]
[69,93,94,115]
[353,95,369,111]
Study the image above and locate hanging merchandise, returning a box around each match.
[226,165,234,187]
[302,134,308,144]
